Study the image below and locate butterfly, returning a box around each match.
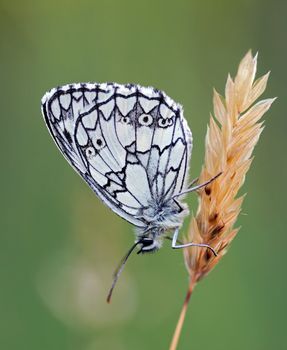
[41,83,218,301]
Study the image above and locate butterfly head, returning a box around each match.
[136,227,165,254]
[137,238,160,254]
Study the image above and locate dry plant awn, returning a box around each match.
[169,52,275,350]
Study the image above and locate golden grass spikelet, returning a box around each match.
[169,51,275,350]
[184,51,275,282]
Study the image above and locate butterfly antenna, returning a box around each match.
[106,240,142,303]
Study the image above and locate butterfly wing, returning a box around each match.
[41,83,192,227]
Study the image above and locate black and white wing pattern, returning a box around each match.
[41,83,192,228]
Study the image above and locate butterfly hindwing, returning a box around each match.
[41,83,192,227]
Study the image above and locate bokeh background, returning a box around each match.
[1,1,286,349]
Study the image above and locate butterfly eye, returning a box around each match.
[95,137,105,150]
[138,114,153,126]
[121,116,131,124]
[85,146,96,158]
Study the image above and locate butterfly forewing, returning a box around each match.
[41,83,192,227]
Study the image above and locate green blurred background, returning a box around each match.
[1,0,286,349]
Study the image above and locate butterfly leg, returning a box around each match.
[165,235,183,245]
[172,172,222,199]
[171,228,217,256]
[187,177,199,188]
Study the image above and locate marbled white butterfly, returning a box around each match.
[41,83,218,301]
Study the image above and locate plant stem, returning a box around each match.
[169,277,196,350]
